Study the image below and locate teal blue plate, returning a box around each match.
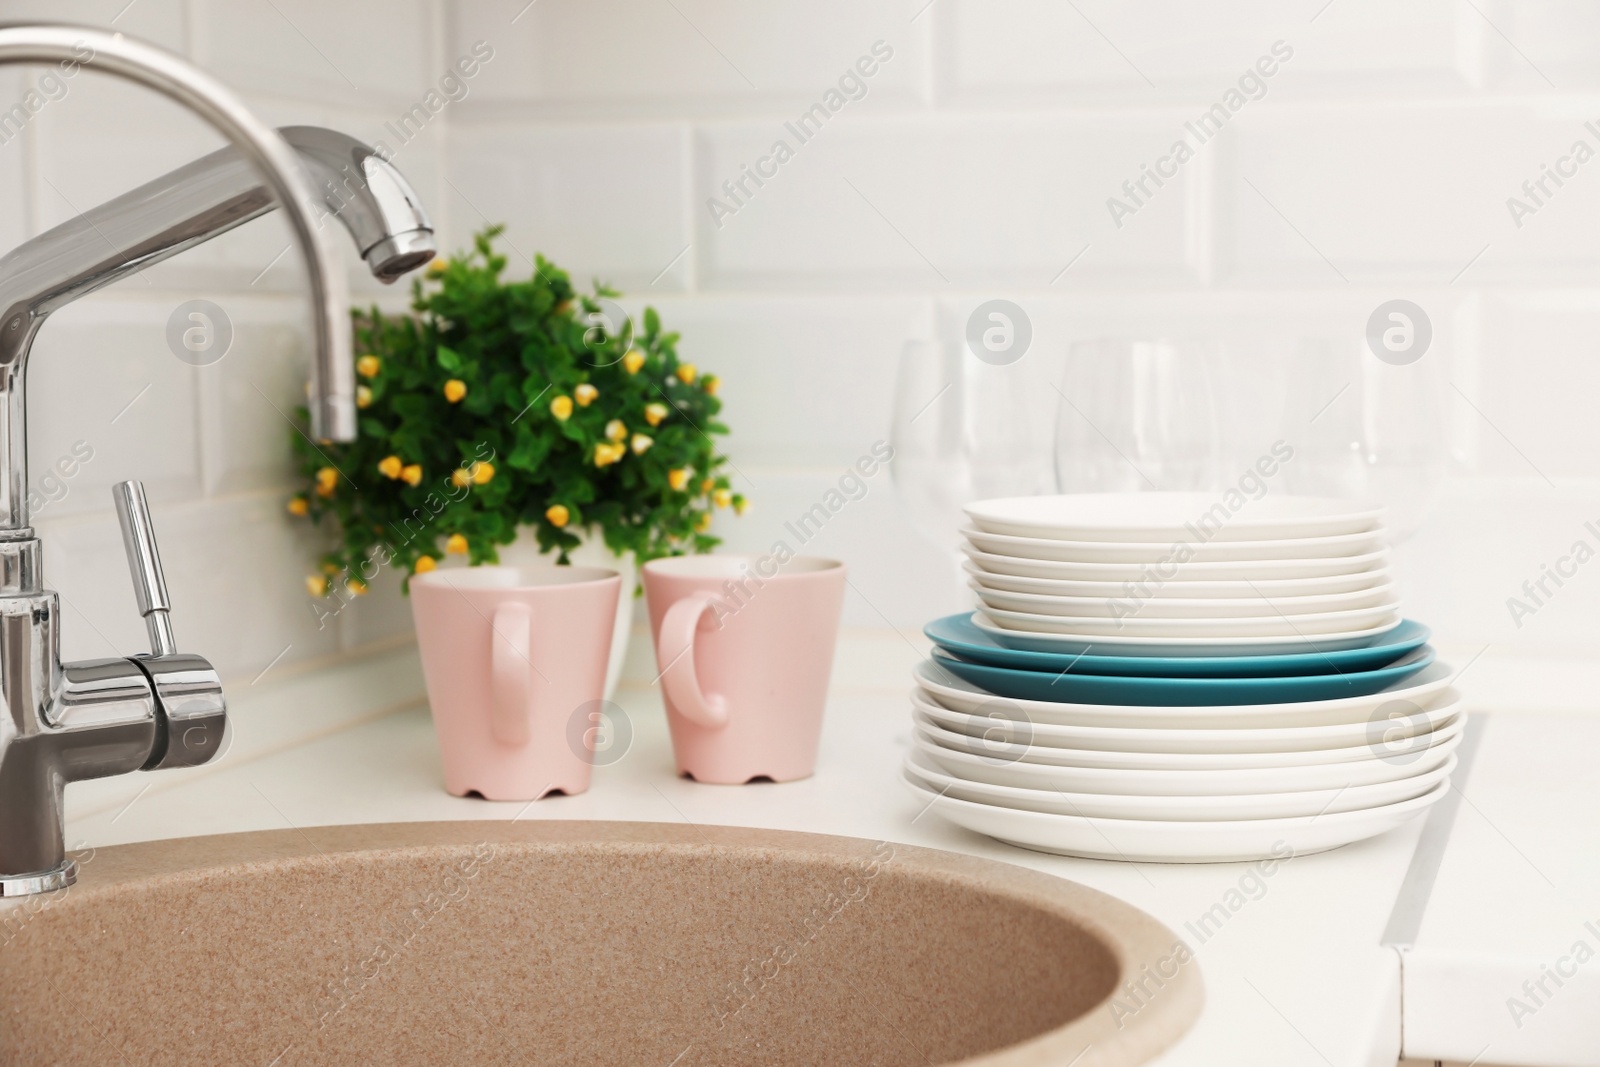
[924,613,1431,678]
[928,644,1436,706]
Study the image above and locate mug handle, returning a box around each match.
[490,602,533,746]
[657,592,729,729]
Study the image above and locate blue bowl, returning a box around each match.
[924,612,1431,678]
[928,644,1437,707]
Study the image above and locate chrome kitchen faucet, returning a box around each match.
[0,26,435,895]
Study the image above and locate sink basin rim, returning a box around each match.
[7,819,1202,1066]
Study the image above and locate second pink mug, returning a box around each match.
[643,555,845,784]
[411,565,620,800]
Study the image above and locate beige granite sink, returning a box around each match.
[0,821,1200,1065]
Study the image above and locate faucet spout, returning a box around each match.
[0,120,435,532]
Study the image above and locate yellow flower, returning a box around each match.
[451,467,472,488]
[305,575,328,597]
[575,383,599,407]
[623,350,645,374]
[631,433,653,455]
[695,511,713,533]
[471,461,495,485]
[378,455,403,480]
[704,374,720,396]
[321,562,341,576]
[546,504,570,528]
[315,467,338,497]
[713,488,732,509]
[700,477,715,494]
[675,363,697,385]
[668,468,691,491]
[644,402,669,427]
[286,496,309,517]
[426,258,447,277]
[346,578,368,596]
[555,299,573,315]
[443,379,467,403]
[356,355,381,378]
[605,418,627,442]
[551,395,573,421]
[356,385,373,409]
[401,464,423,487]
[414,555,437,574]
[594,442,625,467]
[733,495,749,516]
[445,533,469,555]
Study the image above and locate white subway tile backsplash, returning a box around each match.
[1465,293,1600,480]
[193,0,433,108]
[3,0,189,53]
[11,0,1600,669]
[1398,480,1600,651]
[937,0,1469,105]
[31,73,219,235]
[696,113,1195,290]
[0,71,29,253]
[336,564,417,651]
[1475,1,1600,91]
[195,294,319,495]
[37,492,345,677]
[1278,0,1472,90]
[447,0,926,117]
[26,293,203,519]
[616,295,921,466]
[443,121,690,291]
[1215,104,1566,284]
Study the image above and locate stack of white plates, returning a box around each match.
[904,493,1458,863]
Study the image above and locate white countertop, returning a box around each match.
[43,633,1600,1066]
[51,635,1440,1067]
[1399,712,1600,1067]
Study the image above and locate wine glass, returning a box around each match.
[890,333,1053,599]
[1053,337,1223,493]
[1277,337,1446,542]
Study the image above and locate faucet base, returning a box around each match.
[0,858,75,897]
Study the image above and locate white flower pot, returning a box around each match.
[494,525,635,699]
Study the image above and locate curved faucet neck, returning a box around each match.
[0,124,433,532]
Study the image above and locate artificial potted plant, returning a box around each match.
[288,226,743,692]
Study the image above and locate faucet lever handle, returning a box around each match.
[113,480,176,657]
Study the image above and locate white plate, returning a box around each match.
[965,494,1385,543]
[963,561,1393,600]
[916,658,1454,727]
[910,687,1463,754]
[962,526,1387,565]
[979,602,1401,638]
[904,749,1456,821]
[970,610,1404,657]
[968,579,1397,620]
[963,546,1391,583]
[902,773,1449,862]
[914,706,1468,771]
[912,660,1457,729]
[913,723,1464,795]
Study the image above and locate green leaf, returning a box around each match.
[507,432,551,473]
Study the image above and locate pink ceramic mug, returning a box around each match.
[411,565,621,800]
[643,555,846,784]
